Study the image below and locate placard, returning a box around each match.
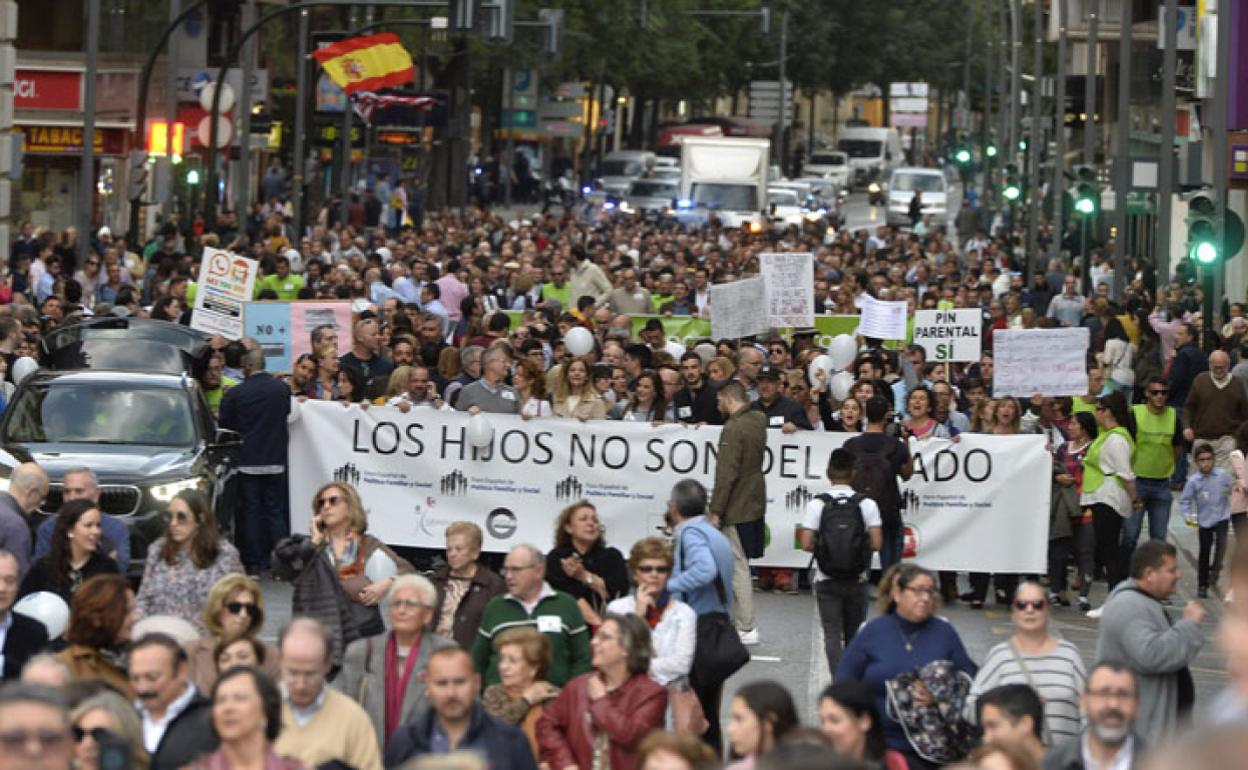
[191,248,258,339]
[244,300,354,372]
[912,309,982,363]
[760,252,814,328]
[993,328,1091,397]
[709,277,767,339]
[858,295,909,340]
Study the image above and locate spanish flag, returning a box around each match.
[312,32,415,95]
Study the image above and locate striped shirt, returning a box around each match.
[966,638,1088,748]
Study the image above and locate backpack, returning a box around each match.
[812,492,871,578]
[848,436,902,527]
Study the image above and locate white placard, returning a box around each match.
[912,309,983,363]
[993,328,1091,397]
[191,247,259,339]
[288,403,1050,572]
[760,252,814,328]
[858,295,909,340]
[709,276,767,339]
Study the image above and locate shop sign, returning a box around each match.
[20,126,127,155]
[15,70,83,111]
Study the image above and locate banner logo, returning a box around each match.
[440,470,468,496]
[555,475,584,502]
[333,462,361,486]
[486,508,518,540]
[784,484,815,512]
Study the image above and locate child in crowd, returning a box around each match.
[1181,443,1233,597]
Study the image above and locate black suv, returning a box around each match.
[0,318,240,577]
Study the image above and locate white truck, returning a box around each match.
[675,136,770,231]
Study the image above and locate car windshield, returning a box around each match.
[810,153,845,166]
[602,160,644,177]
[768,189,801,206]
[837,139,883,158]
[891,173,946,193]
[4,383,195,446]
[629,180,677,197]
[690,183,757,211]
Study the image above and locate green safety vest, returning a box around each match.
[1083,426,1135,494]
[1131,404,1177,480]
[1071,396,1098,416]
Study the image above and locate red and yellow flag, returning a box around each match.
[312,32,415,95]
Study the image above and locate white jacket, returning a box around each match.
[1102,338,1135,387]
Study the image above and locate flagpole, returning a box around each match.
[292,7,310,239]
[341,6,359,217]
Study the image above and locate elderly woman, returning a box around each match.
[71,690,150,770]
[185,573,282,694]
[836,564,978,770]
[537,613,668,770]
[336,574,456,750]
[607,537,696,695]
[20,499,119,602]
[54,573,137,697]
[966,582,1087,748]
[189,667,305,770]
[545,500,629,627]
[482,627,561,760]
[274,481,414,659]
[135,489,243,633]
[429,521,506,651]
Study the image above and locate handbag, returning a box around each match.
[667,677,710,736]
[681,533,750,688]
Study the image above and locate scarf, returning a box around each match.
[384,632,421,742]
[643,590,671,629]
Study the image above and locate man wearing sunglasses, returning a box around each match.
[0,683,72,770]
[1125,375,1184,567]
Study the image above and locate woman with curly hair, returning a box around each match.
[544,500,629,627]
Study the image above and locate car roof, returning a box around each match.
[890,167,944,177]
[26,370,191,389]
[41,318,213,376]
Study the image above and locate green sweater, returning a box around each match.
[470,587,591,687]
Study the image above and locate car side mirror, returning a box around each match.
[213,428,242,448]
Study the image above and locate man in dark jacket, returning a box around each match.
[751,365,812,432]
[384,648,535,770]
[219,346,292,573]
[673,352,721,425]
[0,550,47,680]
[709,382,767,646]
[1167,321,1208,486]
[128,634,217,770]
[1043,661,1146,770]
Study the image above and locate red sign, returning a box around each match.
[14,70,83,111]
[20,126,127,156]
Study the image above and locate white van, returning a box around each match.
[597,150,656,197]
[836,127,902,188]
[886,167,949,228]
[802,150,850,187]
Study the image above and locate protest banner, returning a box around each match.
[191,248,258,338]
[912,309,982,363]
[858,295,909,340]
[709,277,767,339]
[760,252,814,328]
[288,401,1050,572]
[243,301,353,372]
[993,327,1090,397]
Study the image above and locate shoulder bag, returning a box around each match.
[681,532,750,688]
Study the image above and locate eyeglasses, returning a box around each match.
[72,727,112,744]
[636,565,670,575]
[1013,599,1047,611]
[391,599,429,612]
[1149,389,1169,396]
[168,510,193,523]
[225,602,259,618]
[0,729,70,753]
[903,585,938,597]
[316,494,344,508]
[499,564,537,574]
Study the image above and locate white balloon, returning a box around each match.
[365,550,399,583]
[830,371,855,402]
[828,334,858,371]
[564,326,595,356]
[807,354,833,388]
[12,356,37,386]
[13,592,70,639]
[466,413,494,448]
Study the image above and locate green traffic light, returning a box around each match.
[986,145,998,158]
[1003,184,1021,202]
[1018,139,1028,151]
[955,148,971,164]
[1193,241,1218,264]
[186,169,201,185]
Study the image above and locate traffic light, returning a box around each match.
[954,146,972,165]
[985,143,998,159]
[126,150,149,202]
[1001,163,1022,202]
[481,0,513,42]
[1018,135,1029,152]
[538,8,564,57]
[186,167,201,186]
[1068,164,1099,216]
[1186,189,1219,264]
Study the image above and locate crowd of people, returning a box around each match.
[0,198,1245,770]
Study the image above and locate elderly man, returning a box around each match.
[274,618,382,770]
[0,463,47,578]
[0,683,73,770]
[1043,662,1145,770]
[0,550,47,680]
[470,544,590,687]
[1183,349,1248,475]
[128,633,216,770]
[455,346,519,415]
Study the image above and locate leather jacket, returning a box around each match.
[536,672,667,770]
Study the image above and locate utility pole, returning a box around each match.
[984,0,995,209]
[1083,2,1097,165]
[1008,0,1021,160]
[1053,0,1067,260]
[236,0,256,221]
[1112,0,1131,300]
[962,0,971,137]
[164,0,179,220]
[1026,0,1042,264]
[340,6,358,212]
[1156,0,1177,284]
[503,68,515,206]
[79,0,100,265]
[292,8,309,239]
[777,9,788,174]
[1212,0,1232,331]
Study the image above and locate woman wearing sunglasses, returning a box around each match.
[185,574,281,694]
[70,690,149,770]
[135,490,243,633]
[966,582,1087,750]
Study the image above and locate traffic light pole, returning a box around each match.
[1025,0,1042,266]
[1111,0,1132,302]
[1210,0,1233,340]
[1083,4,1097,166]
[291,8,310,239]
[79,0,100,265]
[1156,0,1177,285]
[1052,0,1067,259]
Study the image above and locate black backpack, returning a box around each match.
[847,436,902,527]
[813,492,871,578]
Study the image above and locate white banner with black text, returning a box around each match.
[288,401,1051,572]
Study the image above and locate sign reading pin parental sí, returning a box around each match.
[912,309,982,362]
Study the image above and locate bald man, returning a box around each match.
[0,463,48,577]
[1184,350,1248,475]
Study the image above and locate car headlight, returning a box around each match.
[747,221,763,233]
[867,182,881,194]
[151,477,206,502]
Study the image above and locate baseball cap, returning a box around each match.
[757,365,782,380]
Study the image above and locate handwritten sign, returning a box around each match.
[760,252,814,328]
[858,295,908,340]
[993,328,1091,397]
[709,277,767,340]
[913,309,982,362]
[191,247,259,339]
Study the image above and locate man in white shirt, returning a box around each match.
[129,634,217,770]
[798,448,882,675]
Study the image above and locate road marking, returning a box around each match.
[750,655,783,662]
[807,597,829,720]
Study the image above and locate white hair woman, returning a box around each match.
[333,573,457,751]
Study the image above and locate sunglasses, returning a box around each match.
[168,510,193,523]
[1013,599,1047,611]
[316,494,344,508]
[72,726,112,744]
[225,602,259,618]
[636,565,670,575]
[1149,389,1169,395]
